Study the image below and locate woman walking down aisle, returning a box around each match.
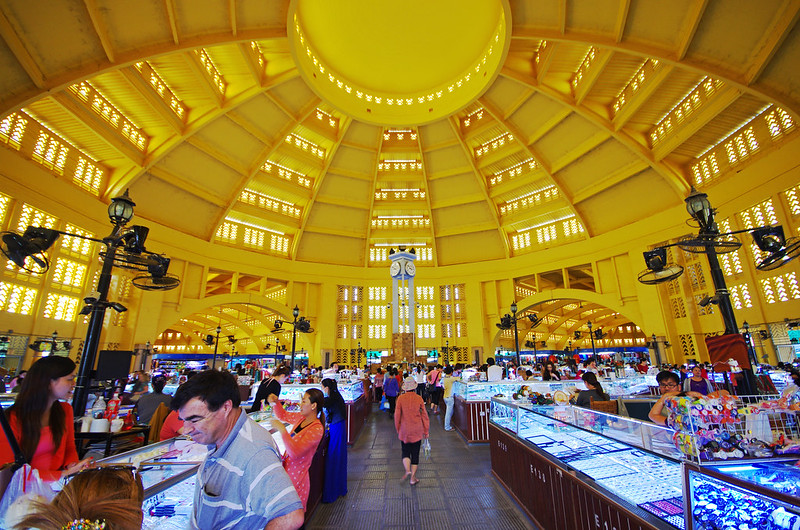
[383,369,400,415]
[427,365,443,414]
[268,389,325,511]
[394,377,429,486]
[321,378,347,503]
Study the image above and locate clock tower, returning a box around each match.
[389,247,417,363]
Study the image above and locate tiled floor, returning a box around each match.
[307,403,537,529]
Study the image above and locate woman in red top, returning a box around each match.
[268,388,325,511]
[394,377,429,486]
[0,356,91,481]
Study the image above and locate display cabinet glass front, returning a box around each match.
[491,398,685,529]
[278,381,364,403]
[685,462,800,530]
[489,397,523,434]
[454,376,654,401]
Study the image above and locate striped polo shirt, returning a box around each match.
[190,410,303,529]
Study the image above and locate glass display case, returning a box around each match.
[96,437,208,529]
[490,397,685,529]
[684,460,800,530]
[278,380,364,403]
[454,375,654,402]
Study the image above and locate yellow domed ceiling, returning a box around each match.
[0,0,798,272]
[290,0,508,125]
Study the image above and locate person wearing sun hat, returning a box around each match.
[394,376,429,485]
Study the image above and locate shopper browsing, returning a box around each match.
[171,370,303,530]
[683,365,714,395]
[394,377,429,486]
[383,369,400,416]
[0,356,92,481]
[268,389,325,511]
[486,357,503,382]
[441,366,457,431]
[15,465,144,530]
[648,370,702,426]
[250,365,291,413]
[575,372,609,408]
[320,379,348,503]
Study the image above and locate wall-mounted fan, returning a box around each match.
[637,248,684,284]
[752,226,800,271]
[131,254,180,291]
[1,228,59,273]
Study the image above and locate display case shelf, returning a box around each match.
[490,397,684,529]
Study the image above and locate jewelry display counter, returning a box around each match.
[454,376,653,443]
[490,398,684,529]
[490,398,800,530]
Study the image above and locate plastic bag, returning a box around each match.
[380,396,389,411]
[0,465,58,529]
[421,437,431,460]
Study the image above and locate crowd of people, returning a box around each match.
[0,353,798,529]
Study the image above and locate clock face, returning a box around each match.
[390,261,401,277]
[405,261,416,276]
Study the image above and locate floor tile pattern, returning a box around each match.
[307,405,537,529]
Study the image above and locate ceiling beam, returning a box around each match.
[536,41,558,82]
[238,42,264,85]
[573,49,614,105]
[571,159,649,204]
[675,0,709,60]
[447,114,509,257]
[184,50,225,107]
[611,63,674,131]
[163,0,180,45]
[613,0,631,42]
[147,165,228,208]
[229,0,238,37]
[118,67,185,134]
[83,0,116,63]
[0,9,44,88]
[651,84,741,161]
[744,0,800,85]
[50,91,146,166]
[185,136,249,175]
[498,65,689,198]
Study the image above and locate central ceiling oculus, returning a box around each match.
[289,0,509,126]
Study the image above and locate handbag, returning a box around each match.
[421,438,431,460]
[0,464,58,528]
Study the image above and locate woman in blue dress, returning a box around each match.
[321,378,348,503]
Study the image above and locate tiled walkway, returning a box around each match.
[307,403,536,529]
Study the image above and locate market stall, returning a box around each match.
[454,375,654,443]
[489,392,800,530]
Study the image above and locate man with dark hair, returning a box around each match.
[134,375,172,424]
[486,357,502,381]
[171,370,303,530]
[648,370,702,426]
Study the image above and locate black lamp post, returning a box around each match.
[444,339,449,365]
[72,190,136,415]
[211,325,221,369]
[685,189,759,394]
[290,305,300,372]
[510,301,520,366]
[50,330,58,355]
[587,321,597,362]
[651,333,662,367]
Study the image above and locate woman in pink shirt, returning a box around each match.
[394,377,429,485]
[269,389,325,511]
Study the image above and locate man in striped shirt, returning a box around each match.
[172,370,304,530]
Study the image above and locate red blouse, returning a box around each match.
[394,392,429,443]
[272,401,324,511]
[0,401,79,481]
